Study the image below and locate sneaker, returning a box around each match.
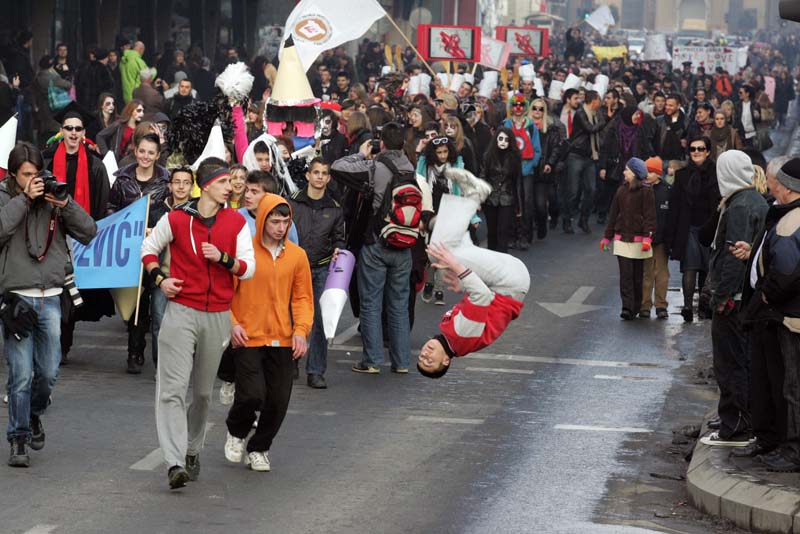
[518,240,530,251]
[681,306,693,322]
[656,308,669,319]
[126,355,142,375]
[8,437,29,468]
[168,465,190,489]
[434,291,445,306]
[30,415,45,451]
[224,432,245,463]
[246,451,271,472]
[699,431,754,447]
[620,309,633,321]
[3,394,7,404]
[352,362,380,374]
[391,367,409,374]
[307,374,327,389]
[185,454,200,481]
[638,309,651,319]
[422,283,434,303]
[219,381,235,405]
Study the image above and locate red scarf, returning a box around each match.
[52,142,90,213]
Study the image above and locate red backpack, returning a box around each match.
[374,156,423,249]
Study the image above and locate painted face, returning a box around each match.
[321,116,333,136]
[444,124,456,137]
[497,132,510,150]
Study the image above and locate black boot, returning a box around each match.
[127,355,142,375]
[8,436,29,467]
[30,415,45,451]
[578,216,591,234]
[563,220,575,234]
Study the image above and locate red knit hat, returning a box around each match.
[645,156,663,175]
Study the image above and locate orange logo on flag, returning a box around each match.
[294,16,331,43]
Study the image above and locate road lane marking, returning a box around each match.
[464,367,534,375]
[130,423,214,471]
[331,321,360,346]
[79,344,127,351]
[335,354,662,369]
[538,286,609,318]
[594,374,658,382]
[554,424,653,433]
[287,409,337,416]
[23,525,59,534]
[408,415,484,425]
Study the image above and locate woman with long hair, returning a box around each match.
[598,106,647,225]
[96,99,144,160]
[528,98,565,240]
[228,163,247,209]
[441,115,478,175]
[345,111,372,155]
[482,127,522,253]
[709,110,743,160]
[87,92,118,142]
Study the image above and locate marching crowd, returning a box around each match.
[1,21,800,484]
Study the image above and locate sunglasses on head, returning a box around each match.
[531,106,545,111]
[431,137,449,146]
[62,125,84,132]
[689,146,707,153]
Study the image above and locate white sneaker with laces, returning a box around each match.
[3,395,7,404]
[246,451,271,472]
[219,381,235,405]
[224,432,245,463]
[699,431,754,447]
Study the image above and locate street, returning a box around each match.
[0,224,730,534]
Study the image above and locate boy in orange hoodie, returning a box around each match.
[223,193,314,472]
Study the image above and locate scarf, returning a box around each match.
[52,142,90,213]
[710,124,733,147]
[618,108,640,161]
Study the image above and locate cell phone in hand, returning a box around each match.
[725,240,737,247]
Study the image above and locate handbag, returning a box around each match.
[753,128,774,152]
[47,81,71,111]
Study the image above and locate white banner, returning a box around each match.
[585,5,615,36]
[643,34,670,61]
[672,46,745,74]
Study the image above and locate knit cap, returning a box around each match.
[627,157,648,180]
[716,150,754,197]
[777,158,800,193]
[645,156,663,175]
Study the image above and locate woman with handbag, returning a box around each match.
[33,55,71,148]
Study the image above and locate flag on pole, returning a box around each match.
[585,5,615,36]
[0,115,18,172]
[281,0,387,72]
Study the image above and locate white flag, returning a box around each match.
[585,5,615,36]
[0,115,18,170]
[282,0,386,72]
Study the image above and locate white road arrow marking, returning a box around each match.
[537,286,609,318]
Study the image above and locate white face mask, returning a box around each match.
[321,117,333,136]
[445,125,456,137]
[497,133,509,150]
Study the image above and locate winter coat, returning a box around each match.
[733,100,761,140]
[665,158,720,261]
[76,61,114,111]
[132,83,164,114]
[708,188,768,307]
[535,118,566,184]
[654,111,688,162]
[502,117,542,174]
[599,121,649,182]
[564,106,605,161]
[603,183,656,243]
[120,49,151,103]
[107,163,170,227]
[164,92,194,120]
[651,180,671,245]
[289,188,346,267]
[482,153,521,209]
[33,68,71,135]
[42,142,110,221]
[96,121,132,159]
[774,78,796,116]
[0,179,96,291]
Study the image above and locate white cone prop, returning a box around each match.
[407,75,421,95]
[319,250,356,340]
[593,74,609,97]
[0,115,18,170]
[563,73,582,91]
[191,123,226,171]
[103,150,118,188]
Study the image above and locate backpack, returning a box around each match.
[373,155,422,249]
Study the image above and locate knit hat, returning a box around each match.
[777,158,800,193]
[716,150,754,197]
[439,93,458,111]
[94,48,109,61]
[645,156,663,175]
[627,157,648,180]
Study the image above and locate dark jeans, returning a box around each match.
[596,178,619,218]
[548,180,560,225]
[483,204,515,253]
[306,266,329,376]
[778,327,800,459]
[517,173,535,242]
[217,346,236,383]
[617,256,644,314]
[562,154,596,222]
[750,325,784,448]
[128,286,156,363]
[225,346,294,453]
[532,181,551,239]
[712,307,751,438]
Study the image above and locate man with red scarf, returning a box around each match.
[43,105,112,363]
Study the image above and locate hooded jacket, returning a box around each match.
[230,194,314,347]
[289,188,345,267]
[108,162,170,227]
[141,199,255,312]
[120,49,152,103]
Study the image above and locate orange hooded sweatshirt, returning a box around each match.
[231,193,314,347]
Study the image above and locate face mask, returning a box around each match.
[497,134,509,150]
[321,117,333,136]
[445,125,456,137]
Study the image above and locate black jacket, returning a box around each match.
[76,61,114,111]
[165,93,195,120]
[96,121,128,159]
[536,118,566,184]
[566,106,606,160]
[651,180,671,245]
[43,142,110,221]
[289,188,346,267]
[665,158,720,261]
[599,120,650,182]
[482,153,521,208]
[107,163,170,227]
[733,100,762,140]
[654,112,688,161]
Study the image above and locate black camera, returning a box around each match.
[370,126,382,155]
[37,170,69,201]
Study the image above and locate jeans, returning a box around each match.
[5,295,62,442]
[128,285,156,363]
[517,173,535,242]
[306,266,329,376]
[712,306,751,438]
[358,243,411,369]
[617,257,644,314]
[562,153,596,222]
[483,204,515,253]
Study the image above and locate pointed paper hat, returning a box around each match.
[266,36,320,126]
[191,122,227,171]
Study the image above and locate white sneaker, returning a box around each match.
[224,432,245,463]
[245,451,271,472]
[699,431,755,447]
[219,381,235,405]
[2,394,7,404]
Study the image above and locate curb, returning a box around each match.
[687,431,800,533]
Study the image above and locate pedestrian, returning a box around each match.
[654,94,688,182]
[599,157,656,320]
[228,164,246,208]
[108,133,170,373]
[2,142,97,467]
[132,69,166,114]
[481,127,521,253]
[529,98,565,240]
[32,55,72,146]
[700,150,768,447]
[639,156,671,319]
[224,193,313,472]
[120,41,151,103]
[709,110,743,160]
[96,99,144,160]
[734,84,761,147]
[86,92,118,143]
[141,156,255,489]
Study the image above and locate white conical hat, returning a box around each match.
[272,36,319,106]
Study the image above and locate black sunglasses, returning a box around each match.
[62,125,84,132]
[531,106,545,111]
[688,146,707,153]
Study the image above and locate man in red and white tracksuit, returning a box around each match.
[141,157,255,489]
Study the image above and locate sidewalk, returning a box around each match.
[686,107,800,534]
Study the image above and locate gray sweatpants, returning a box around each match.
[155,301,231,468]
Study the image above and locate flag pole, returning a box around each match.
[384,13,436,77]
[133,195,152,327]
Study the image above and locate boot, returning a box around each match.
[8,436,29,467]
[127,354,142,375]
[578,216,591,234]
[563,220,575,234]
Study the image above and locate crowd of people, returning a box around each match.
[0,19,799,483]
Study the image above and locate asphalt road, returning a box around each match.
[1,219,719,534]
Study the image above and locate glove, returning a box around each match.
[600,238,611,252]
[0,293,38,341]
[641,238,652,253]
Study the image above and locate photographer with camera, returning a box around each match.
[1,142,97,468]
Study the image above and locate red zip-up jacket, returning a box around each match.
[141,200,255,312]
[440,269,524,357]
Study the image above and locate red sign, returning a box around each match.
[417,24,482,63]
[496,26,550,57]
